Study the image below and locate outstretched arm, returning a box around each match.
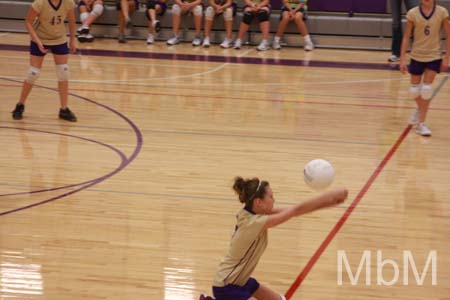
[264,188,348,230]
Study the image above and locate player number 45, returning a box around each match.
[51,16,62,25]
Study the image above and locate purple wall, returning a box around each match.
[271,0,388,13]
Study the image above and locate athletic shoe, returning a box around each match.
[167,35,180,45]
[256,40,269,51]
[59,107,77,122]
[192,35,202,46]
[272,39,281,50]
[12,103,24,120]
[233,38,242,49]
[147,34,154,44]
[388,54,400,62]
[202,36,210,48]
[220,38,232,48]
[304,41,314,51]
[415,123,431,136]
[78,33,94,43]
[118,34,127,43]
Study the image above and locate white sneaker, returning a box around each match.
[304,41,314,51]
[220,38,232,48]
[415,123,432,136]
[256,40,269,51]
[272,39,281,50]
[388,54,400,62]
[147,34,154,44]
[233,39,242,49]
[167,35,180,45]
[202,37,210,48]
[408,109,419,125]
[192,35,202,46]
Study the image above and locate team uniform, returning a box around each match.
[12,0,77,122]
[212,207,268,300]
[407,5,449,74]
[30,0,75,55]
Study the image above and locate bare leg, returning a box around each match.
[258,8,270,40]
[293,11,308,36]
[224,18,232,39]
[275,11,290,38]
[53,54,69,109]
[18,55,45,105]
[415,69,437,122]
[252,284,283,300]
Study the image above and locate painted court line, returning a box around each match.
[285,75,449,299]
[285,124,412,299]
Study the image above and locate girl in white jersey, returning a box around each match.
[200,177,348,300]
[400,0,449,136]
[11,0,77,122]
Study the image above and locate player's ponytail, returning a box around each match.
[233,177,269,209]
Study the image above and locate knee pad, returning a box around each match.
[242,11,254,25]
[147,0,156,9]
[25,67,40,84]
[91,3,104,16]
[257,9,269,22]
[409,84,421,98]
[205,6,214,20]
[172,4,181,16]
[421,84,432,100]
[193,5,202,16]
[56,64,69,81]
[224,7,233,21]
[80,11,89,23]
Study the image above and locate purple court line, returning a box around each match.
[4,83,450,112]
[0,126,126,197]
[0,78,143,216]
[0,43,401,71]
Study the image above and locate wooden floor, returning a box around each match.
[1,32,449,300]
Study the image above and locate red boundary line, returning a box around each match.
[285,125,412,299]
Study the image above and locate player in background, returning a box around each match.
[400,0,449,136]
[145,0,167,44]
[166,0,203,46]
[272,0,314,51]
[202,0,235,48]
[77,0,104,43]
[116,0,138,43]
[233,0,271,51]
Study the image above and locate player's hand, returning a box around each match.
[330,188,348,205]
[69,40,77,54]
[399,61,407,74]
[217,6,223,13]
[441,57,449,72]
[37,42,48,54]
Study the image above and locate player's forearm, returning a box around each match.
[25,21,41,44]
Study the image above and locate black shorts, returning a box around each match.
[408,58,442,75]
[30,41,69,56]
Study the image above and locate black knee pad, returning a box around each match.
[257,9,269,22]
[147,0,156,9]
[242,11,254,25]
